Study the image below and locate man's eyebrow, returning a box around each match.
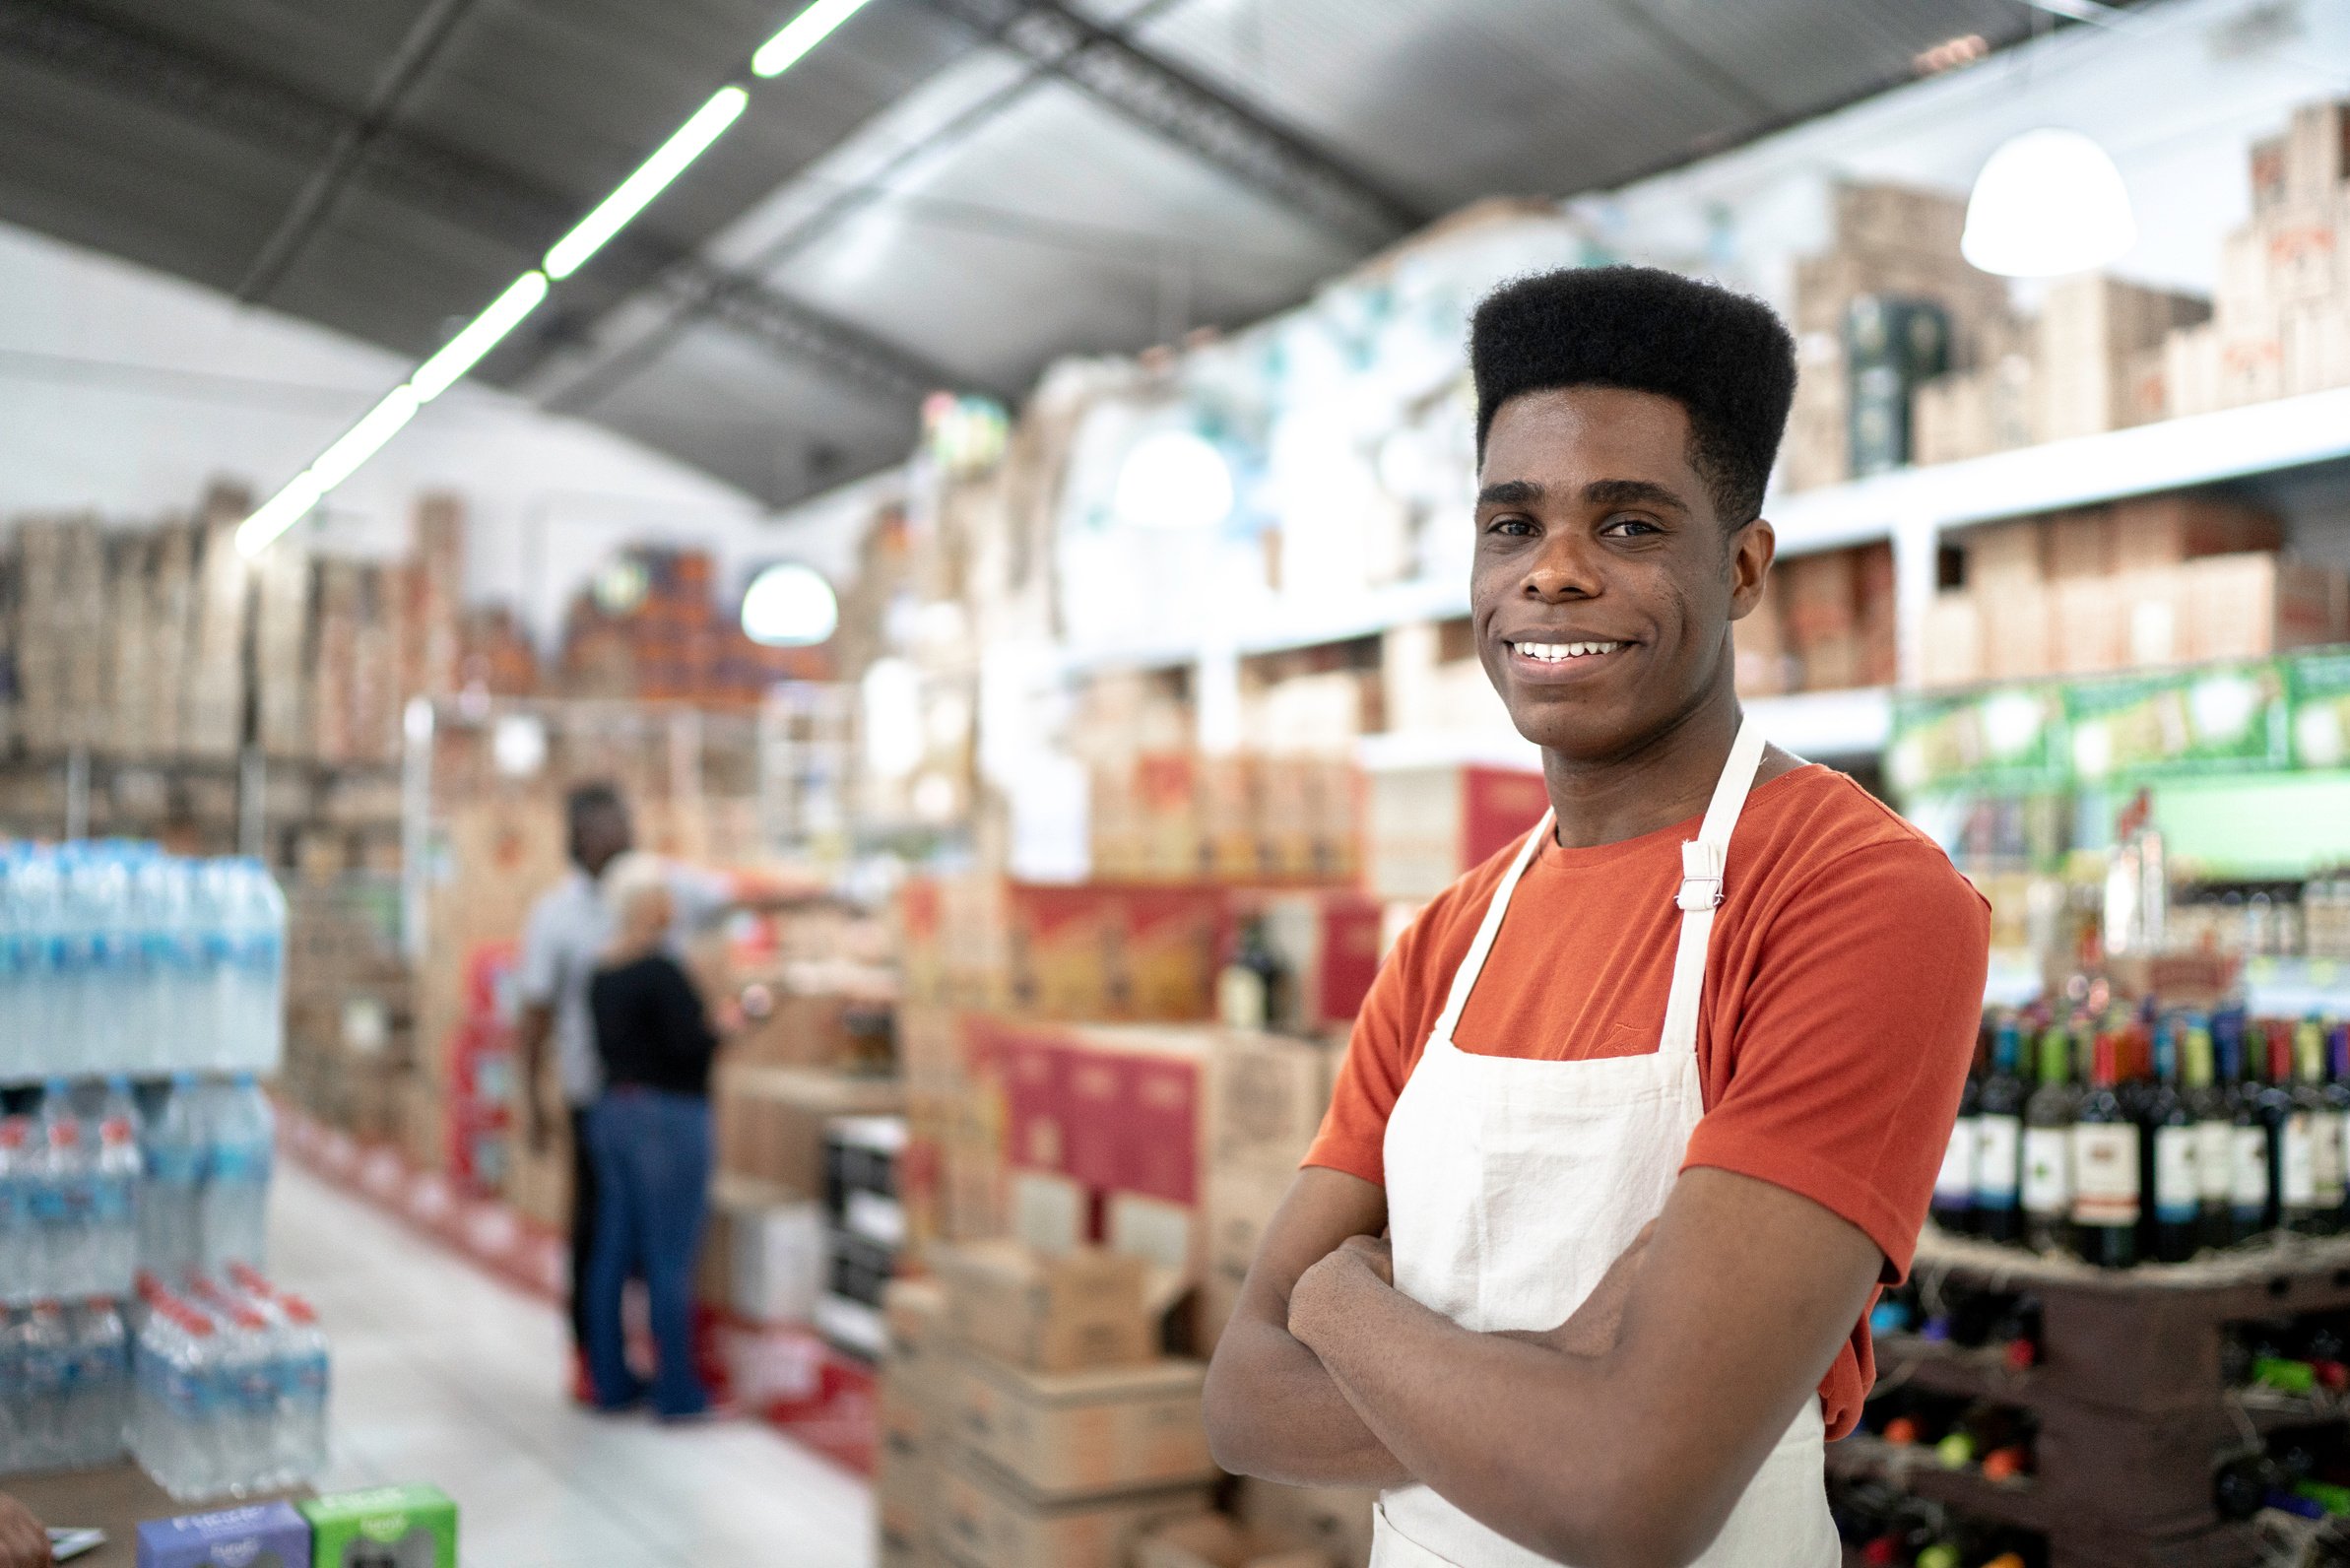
[1583,478,1691,515]
[1476,479,1543,506]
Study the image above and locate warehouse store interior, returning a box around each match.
[7,0,2350,1564]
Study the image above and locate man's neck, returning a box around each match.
[1540,680,1745,851]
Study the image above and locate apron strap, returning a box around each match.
[1658,715,1767,1062]
[1428,806,1553,1045]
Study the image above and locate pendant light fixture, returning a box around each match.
[1960,127,2138,277]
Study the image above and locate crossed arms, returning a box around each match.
[1199,1165,1881,1568]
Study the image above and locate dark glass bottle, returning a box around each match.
[1933,1028,1985,1235]
[2022,1024,2080,1255]
[2334,1024,2350,1234]
[2181,1019,2235,1253]
[1974,1019,2027,1245]
[2071,1029,2142,1269]
[2223,1011,2277,1240]
[2263,1021,2317,1235]
[2144,1018,2200,1264]
[2304,1017,2349,1236]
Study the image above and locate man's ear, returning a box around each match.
[1726,518,1776,622]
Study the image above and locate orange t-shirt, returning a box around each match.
[1304,764,1990,1440]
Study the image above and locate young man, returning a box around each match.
[1202,267,1989,1568]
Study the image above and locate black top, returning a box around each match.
[589,953,719,1097]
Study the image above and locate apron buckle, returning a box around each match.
[1676,840,1726,910]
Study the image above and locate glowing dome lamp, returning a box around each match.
[1113,429,1233,531]
[1961,128,2137,278]
[741,562,839,647]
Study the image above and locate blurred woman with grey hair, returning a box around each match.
[581,851,725,1419]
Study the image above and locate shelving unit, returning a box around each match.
[1858,1224,2350,1566]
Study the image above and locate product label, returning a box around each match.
[2315,1111,2347,1206]
[1936,1116,1979,1201]
[2022,1127,2070,1214]
[1975,1115,2021,1205]
[2197,1120,2237,1202]
[2154,1126,2200,1221]
[2069,1122,2141,1226]
[2284,1116,2318,1207]
[2233,1126,2272,1211]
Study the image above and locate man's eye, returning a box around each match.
[1603,516,1662,537]
[1488,516,1536,537]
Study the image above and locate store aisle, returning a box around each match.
[269,1163,875,1568]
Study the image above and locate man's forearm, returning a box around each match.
[1294,1270,1655,1567]
[1204,1314,1412,1489]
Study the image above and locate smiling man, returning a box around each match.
[1202,266,1991,1568]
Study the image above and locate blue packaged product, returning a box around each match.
[136,1501,311,1568]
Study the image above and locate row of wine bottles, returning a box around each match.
[1867,1281,2040,1369]
[1830,1479,2042,1568]
[1932,1006,2350,1269]
[1856,1391,2037,1482]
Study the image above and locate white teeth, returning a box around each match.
[1513,641,1622,662]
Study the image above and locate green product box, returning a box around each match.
[297,1484,458,1568]
[2061,663,2288,781]
[2289,650,2350,769]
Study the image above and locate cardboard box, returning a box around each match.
[1365,763,1548,902]
[2165,321,2224,419]
[2043,508,2115,580]
[950,1354,1216,1500]
[2050,576,2124,676]
[1200,1163,1296,1353]
[935,1453,1210,1568]
[878,1431,942,1568]
[1921,593,1982,690]
[711,1066,903,1198]
[2183,554,2350,663]
[2217,330,2286,407]
[2035,275,2208,440]
[699,1174,825,1324]
[1775,550,1858,647]
[1136,1514,1333,1568]
[1206,1030,1335,1173]
[1238,1480,1378,1568]
[1962,518,2045,590]
[2283,100,2350,204]
[297,1484,457,1568]
[137,1503,311,1568]
[932,1240,1153,1373]
[1980,583,2053,683]
[2284,300,2350,395]
[2109,493,2284,572]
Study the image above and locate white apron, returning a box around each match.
[1370,717,1838,1568]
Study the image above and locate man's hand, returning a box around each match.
[0,1491,51,1568]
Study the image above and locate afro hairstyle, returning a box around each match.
[1469,266,1796,527]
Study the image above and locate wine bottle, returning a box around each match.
[2181,1018,2235,1253]
[2144,1017,2200,1264]
[1974,1018,2027,1245]
[2022,1024,2079,1255]
[2276,1021,2326,1235]
[2306,1017,2350,1237]
[1933,1028,1985,1235]
[2216,1450,2293,1521]
[2072,1029,2142,1269]
[2224,1011,2277,1240]
[2333,1024,2350,1234]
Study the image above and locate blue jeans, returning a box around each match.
[585,1087,712,1416]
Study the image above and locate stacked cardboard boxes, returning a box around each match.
[876,1245,1215,1568]
[1363,761,1548,901]
[2170,100,2350,417]
[1199,1031,1338,1353]
[555,545,832,707]
[1784,182,2021,490]
[1922,491,2348,688]
[1090,753,1364,886]
[1773,543,1898,693]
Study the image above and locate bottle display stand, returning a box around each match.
[1846,1224,2350,1566]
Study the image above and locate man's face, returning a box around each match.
[1471,386,1771,762]
[570,805,632,878]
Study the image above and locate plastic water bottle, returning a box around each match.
[142,1076,208,1282]
[90,1078,143,1295]
[63,1298,127,1469]
[219,862,286,1074]
[12,1301,69,1473]
[0,1116,32,1307]
[199,1077,273,1274]
[0,848,25,1063]
[10,850,64,1077]
[191,861,235,1070]
[269,1294,329,1486]
[132,1298,223,1500]
[32,1084,93,1300]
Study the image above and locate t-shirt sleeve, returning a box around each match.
[1682,842,1989,1283]
[515,893,561,1008]
[1302,906,1439,1188]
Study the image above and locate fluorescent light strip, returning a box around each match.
[545,86,750,279]
[752,0,878,77]
[414,271,551,400]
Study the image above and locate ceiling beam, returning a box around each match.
[0,0,969,407]
[918,0,1428,247]
[235,0,486,304]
